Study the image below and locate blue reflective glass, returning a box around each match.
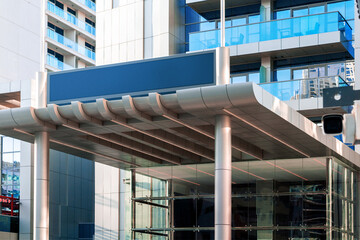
[249,73,260,83]
[293,8,308,17]
[274,69,290,81]
[328,2,346,17]
[189,12,352,52]
[293,69,308,79]
[274,10,290,20]
[232,75,247,83]
[232,17,246,26]
[200,21,216,31]
[309,6,325,15]
[249,15,260,23]
[345,0,354,19]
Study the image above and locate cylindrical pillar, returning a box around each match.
[33,132,50,240]
[33,72,49,240]
[215,44,231,240]
[215,115,232,240]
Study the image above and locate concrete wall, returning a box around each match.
[0,0,42,84]
[96,0,185,65]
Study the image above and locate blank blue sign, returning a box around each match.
[48,51,216,105]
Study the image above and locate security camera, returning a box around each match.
[322,114,343,135]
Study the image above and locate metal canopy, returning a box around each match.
[0,82,359,170]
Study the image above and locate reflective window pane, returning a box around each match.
[328,2,346,17]
[309,5,325,15]
[232,75,247,83]
[232,17,246,26]
[293,8,308,17]
[274,69,290,81]
[274,10,290,19]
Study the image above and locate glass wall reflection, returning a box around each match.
[129,157,356,239]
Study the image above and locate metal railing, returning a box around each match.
[258,76,349,101]
[189,12,352,51]
[47,1,96,36]
[47,28,95,60]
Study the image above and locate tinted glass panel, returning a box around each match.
[309,5,325,15]
[328,2,346,17]
[274,9,290,19]
[293,8,308,17]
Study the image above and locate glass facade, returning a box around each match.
[128,157,357,239]
[1,137,20,199]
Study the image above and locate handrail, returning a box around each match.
[189,11,350,35]
[258,75,349,86]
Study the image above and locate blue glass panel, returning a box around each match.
[293,8,308,17]
[249,73,260,83]
[345,0,354,20]
[200,21,216,31]
[248,15,260,23]
[309,6,325,15]
[328,2,346,17]
[274,10,290,19]
[232,75,247,83]
[274,69,290,81]
[232,17,246,26]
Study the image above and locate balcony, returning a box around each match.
[47,1,96,36]
[189,12,353,60]
[76,0,96,12]
[47,54,74,71]
[47,28,95,61]
[259,76,349,111]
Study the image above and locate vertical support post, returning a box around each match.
[131,170,136,240]
[327,158,333,240]
[33,72,49,240]
[11,194,14,216]
[215,43,231,239]
[220,0,225,47]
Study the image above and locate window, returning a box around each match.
[85,18,95,28]
[48,49,64,62]
[48,22,64,35]
[67,7,76,16]
[49,0,64,9]
[1,137,20,198]
[85,42,95,52]
[231,72,260,84]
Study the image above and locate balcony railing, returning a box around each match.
[47,1,96,36]
[259,76,348,101]
[47,28,95,60]
[76,0,96,12]
[189,12,352,51]
[47,54,74,71]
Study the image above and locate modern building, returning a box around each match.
[92,0,360,239]
[0,0,359,240]
[0,0,96,239]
